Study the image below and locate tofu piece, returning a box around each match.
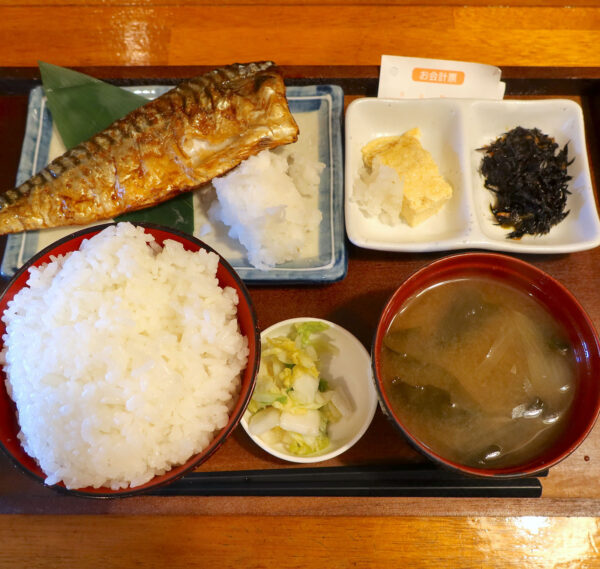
[361,128,453,226]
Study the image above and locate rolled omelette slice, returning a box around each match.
[362,128,452,227]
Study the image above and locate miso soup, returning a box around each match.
[380,277,576,469]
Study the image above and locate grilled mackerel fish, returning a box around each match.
[0,61,299,235]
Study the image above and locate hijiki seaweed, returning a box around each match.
[478,126,573,239]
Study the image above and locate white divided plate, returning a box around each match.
[345,97,600,253]
[2,84,347,283]
[241,318,378,463]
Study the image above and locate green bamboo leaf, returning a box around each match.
[39,62,194,234]
[39,61,148,149]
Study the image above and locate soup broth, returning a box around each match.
[380,277,576,469]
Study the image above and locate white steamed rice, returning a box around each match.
[1,222,248,490]
[208,148,324,269]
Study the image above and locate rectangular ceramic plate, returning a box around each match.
[345,97,600,253]
[2,84,347,283]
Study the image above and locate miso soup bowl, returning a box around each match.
[0,223,260,497]
[372,252,600,478]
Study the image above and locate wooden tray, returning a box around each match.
[0,66,599,517]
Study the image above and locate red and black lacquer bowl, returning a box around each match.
[0,223,260,497]
[372,252,600,478]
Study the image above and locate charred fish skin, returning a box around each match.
[0,61,299,235]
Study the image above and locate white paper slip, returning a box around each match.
[378,55,506,100]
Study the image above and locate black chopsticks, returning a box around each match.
[149,465,544,498]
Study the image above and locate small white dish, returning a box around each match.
[241,318,377,463]
[344,97,600,253]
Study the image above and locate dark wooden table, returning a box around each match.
[1,65,600,567]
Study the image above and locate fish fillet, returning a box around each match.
[0,61,299,235]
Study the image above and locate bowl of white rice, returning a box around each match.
[0,222,260,497]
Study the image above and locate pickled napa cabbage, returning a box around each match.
[247,321,349,456]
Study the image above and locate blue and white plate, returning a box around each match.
[2,84,347,283]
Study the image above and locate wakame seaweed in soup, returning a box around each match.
[380,277,576,469]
